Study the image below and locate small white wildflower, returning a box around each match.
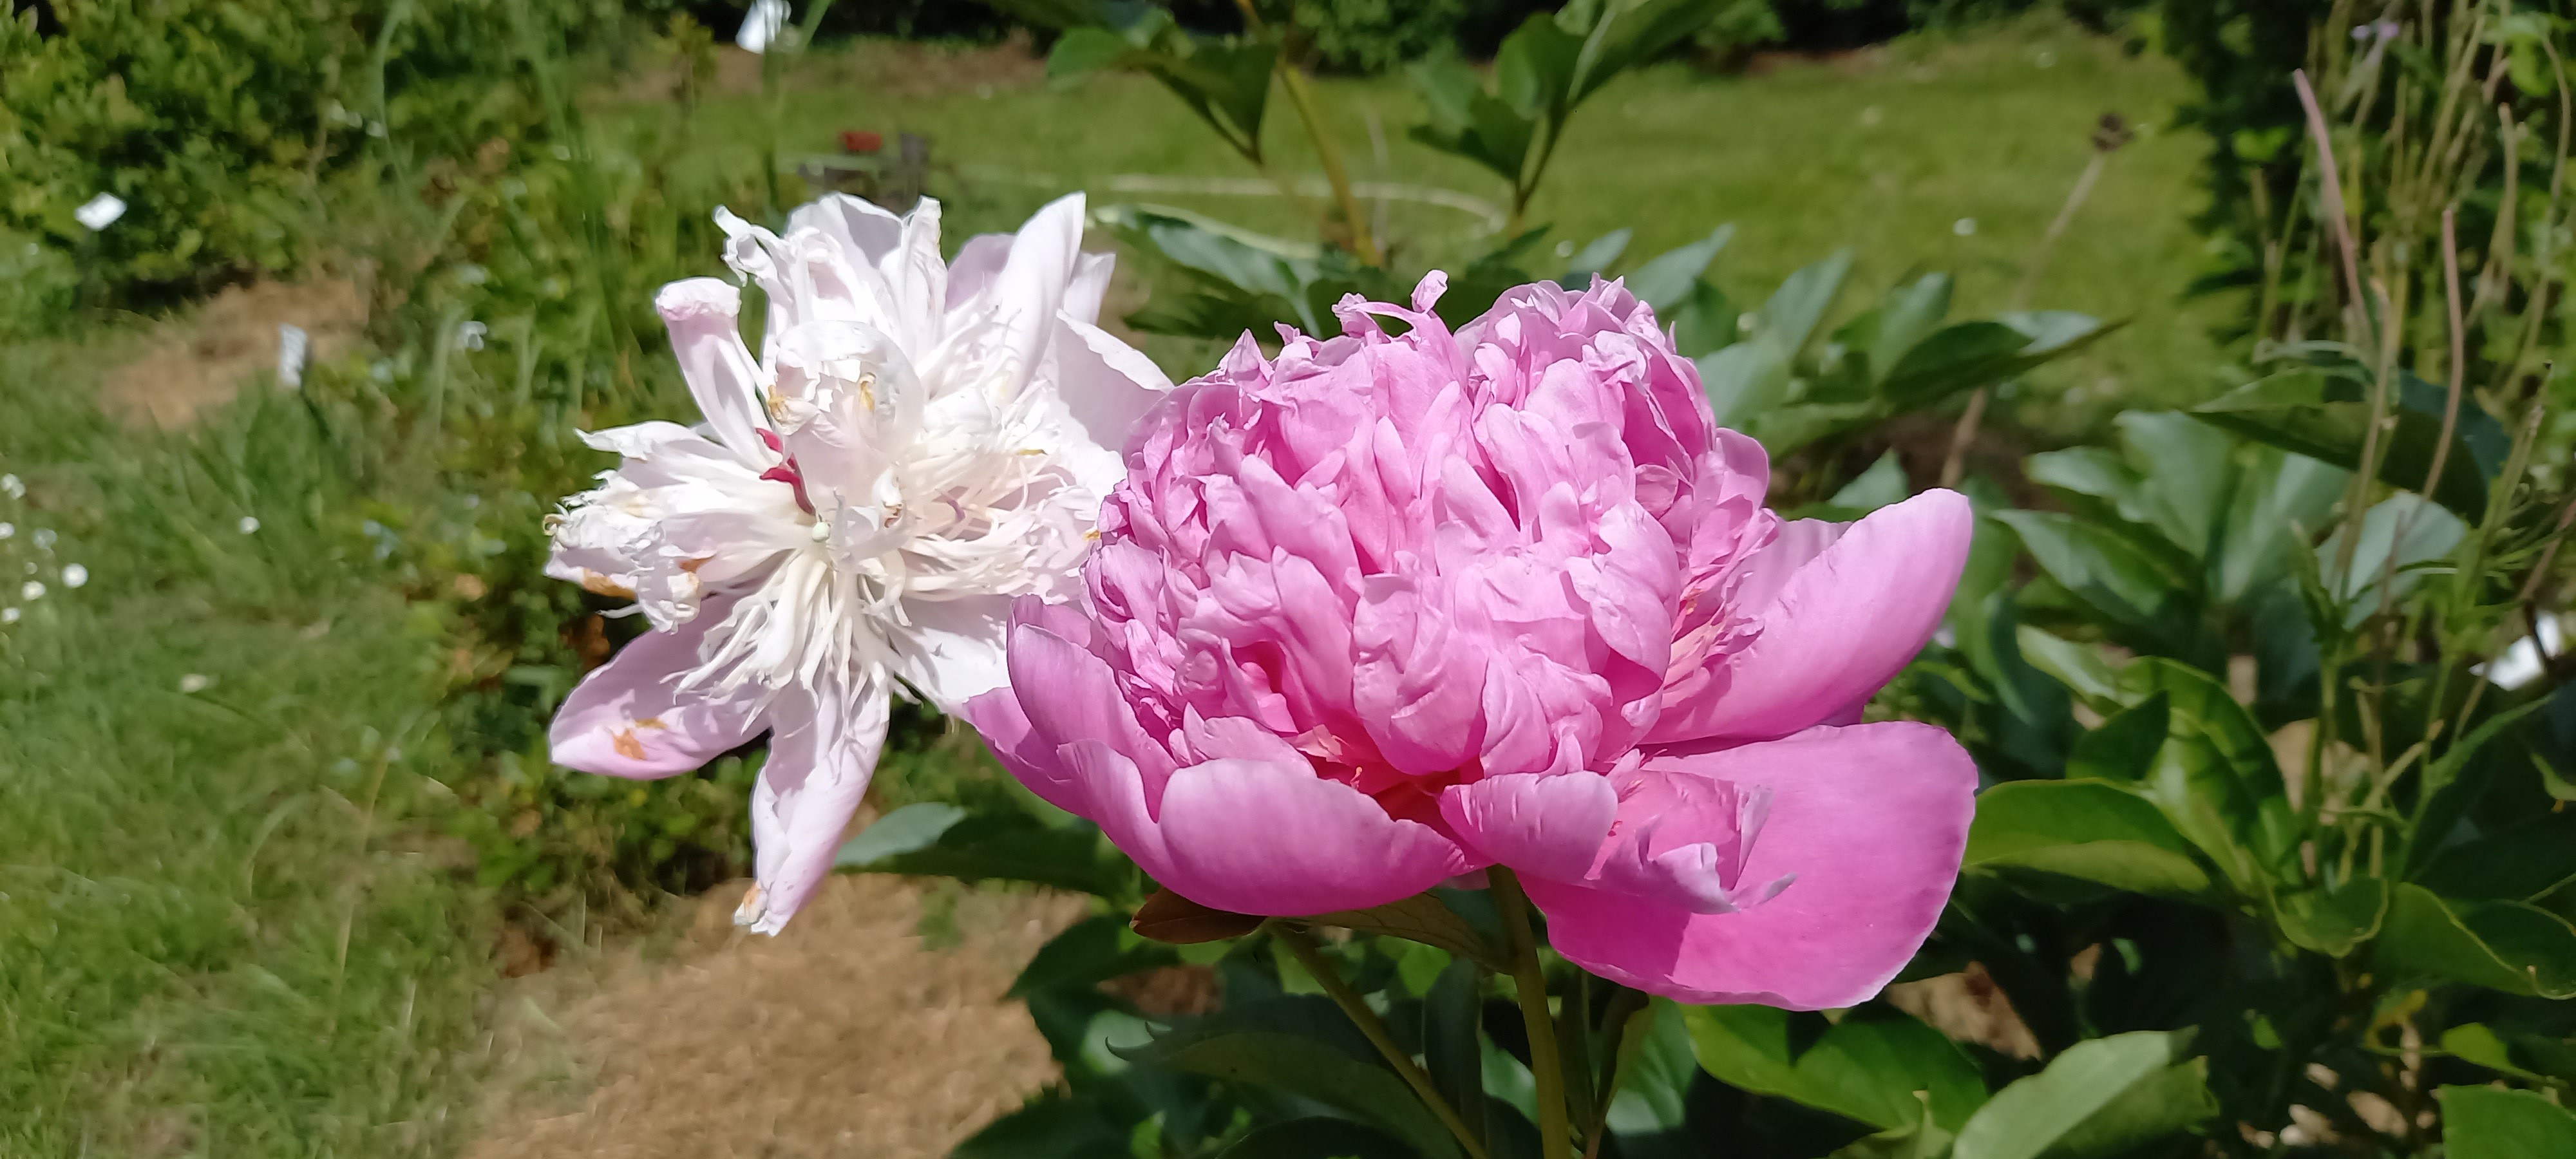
[74,193,127,231]
[1859,106,1884,127]
[1953,217,1978,236]
[457,321,488,351]
[1,608,17,625]
[457,264,489,285]
[0,523,14,540]
[278,325,310,389]
[20,581,43,601]
[59,563,86,589]
[178,674,213,694]
[238,516,261,534]
[1,475,21,500]
[32,529,53,551]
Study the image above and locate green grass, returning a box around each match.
[0,333,493,1156]
[621,17,2231,433]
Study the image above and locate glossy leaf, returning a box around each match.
[1408,55,1535,183]
[1683,1005,1987,1132]
[1951,1032,2214,1159]
[2440,1085,2576,1156]
[2376,883,2576,998]
[2275,878,2388,956]
[1560,228,1633,286]
[2191,353,2510,520]
[1991,509,2200,652]
[1750,249,1853,359]
[2110,659,2299,891]
[1699,339,1791,429]
[1862,273,1955,386]
[1828,451,1911,514]
[1605,999,1696,1136]
[1964,778,2214,900]
[2065,693,2168,782]
[2016,625,2123,709]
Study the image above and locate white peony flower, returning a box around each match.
[544,192,1169,934]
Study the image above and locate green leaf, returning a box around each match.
[1965,778,2214,900]
[2110,659,2299,891]
[2190,354,2511,520]
[1561,228,1633,285]
[2112,412,2233,556]
[1311,892,1506,968]
[1407,56,1536,184]
[1625,224,1735,311]
[1605,999,1696,1135]
[1010,914,1183,999]
[1126,1015,1464,1159]
[837,806,1137,900]
[833,801,964,863]
[2440,1085,2576,1156]
[1951,1031,2216,1159]
[952,1088,1135,1159]
[1750,249,1854,360]
[1571,0,1732,104]
[2275,878,2389,956]
[1830,1116,1958,1159]
[1877,313,2112,411]
[1828,451,1911,514]
[1218,1119,1418,1159]
[1683,1005,1987,1133]
[2213,446,2347,604]
[2439,1024,2555,1082]
[2418,810,2576,901]
[2316,492,2467,625]
[2377,883,2576,998]
[2417,697,2560,827]
[1700,339,1791,429]
[2015,625,2124,709]
[1991,509,2201,653]
[2065,693,2170,782]
[1421,956,1490,1151]
[1864,274,1955,388]
[1496,12,1583,119]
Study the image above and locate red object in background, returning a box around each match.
[840,131,883,155]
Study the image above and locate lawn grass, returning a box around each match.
[623,16,2231,433]
[0,332,493,1156]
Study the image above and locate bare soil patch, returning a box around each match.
[468,874,1084,1159]
[99,279,365,428]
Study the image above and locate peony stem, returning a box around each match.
[1274,924,1493,1159]
[1491,869,1575,1159]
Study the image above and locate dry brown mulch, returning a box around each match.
[99,279,365,428]
[467,875,1085,1159]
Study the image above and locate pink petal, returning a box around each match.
[1004,620,1175,802]
[1652,489,1972,744]
[549,601,765,778]
[1153,756,1473,916]
[655,279,771,462]
[737,682,891,934]
[1439,772,1615,882]
[1524,722,1976,1008]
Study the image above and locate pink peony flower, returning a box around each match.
[965,274,1976,1008]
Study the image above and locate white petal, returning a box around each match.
[738,677,891,934]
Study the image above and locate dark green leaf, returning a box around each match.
[1604,999,1695,1135]
[2065,693,2170,782]
[952,1088,1135,1159]
[1950,1031,2215,1159]
[1571,0,1732,103]
[2213,446,2347,603]
[837,806,1135,899]
[2190,355,2510,520]
[1682,1005,1987,1133]
[1219,1119,1418,1159]
[2110,659,2299,892]
[1964,778,2214,900]
[2275,878,2388,956]
[2418,810,2576,901]
[1423,957,1489,1151]
[1990,510,2201,653]
[1126,1020,1463,1159]
[1131,887,1265,944]
[1864,274,1955,388]
[2439,1085,2576,1156]
[2015,625,2123,708]
[1560,229,1632,287]
[1011,914,1184,999]
[2377,883,2576,997]
[1699,340,1790,429]
[1496,12,1583,118]
[1877,312,2112,411]
[1312,892,1506,968]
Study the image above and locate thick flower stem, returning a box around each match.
[1490,869,1575,1159]
[1274,925,1493,1159]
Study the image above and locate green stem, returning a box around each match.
[1492,869,1574,1159]
[1233,0,1379,265]
[1275,925,1493,1159]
